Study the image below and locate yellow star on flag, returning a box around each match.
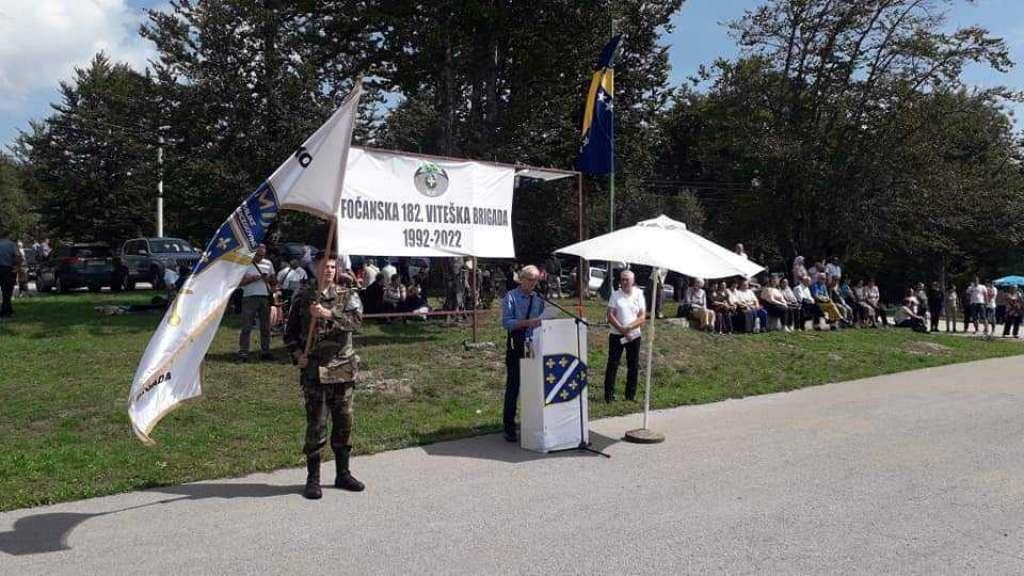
[217,237,231,251]
[546,374,556,384]
[559,356,569,368]
[559,390,569,399]
[545,358,555,369]
[569,381,578,389]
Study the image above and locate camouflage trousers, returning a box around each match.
[301,368,354,457]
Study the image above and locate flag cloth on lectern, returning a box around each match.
[575,34,622,175]
[543,353,588,405]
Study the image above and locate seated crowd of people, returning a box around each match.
[673,254,1024,337]
[267,257,432,328]
[676,268,889,334]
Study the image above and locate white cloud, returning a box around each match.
[0,0,157,111]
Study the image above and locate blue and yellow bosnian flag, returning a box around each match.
[575,34,622,175]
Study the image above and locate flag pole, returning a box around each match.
[301,77,363,361]
[607,20,617,300]
[302,218,337,361]
[608,18,616,237]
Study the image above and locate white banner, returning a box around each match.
[128,83,362,444]
[337,148,515,258]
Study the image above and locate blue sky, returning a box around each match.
[1,0,1021,150]
[665,0,1024,122]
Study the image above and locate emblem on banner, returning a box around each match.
[413,162,449,197]
[543,354,587,405]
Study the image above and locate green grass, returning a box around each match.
[1,291,1021,511]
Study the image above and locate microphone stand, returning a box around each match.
[532,290,610,459]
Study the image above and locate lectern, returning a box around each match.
[519,318,589,452]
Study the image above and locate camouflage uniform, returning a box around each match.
[284,279,364,497]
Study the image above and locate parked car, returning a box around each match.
[120,237,201,290]
[276,242,321,266]
[588,266,607,293]
[36,243,115,293]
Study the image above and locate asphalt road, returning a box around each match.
[3,356,1024,575]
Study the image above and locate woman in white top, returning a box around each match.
[759,276,791,331]
[685,278,715,331]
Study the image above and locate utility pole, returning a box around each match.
[156,125,170,237]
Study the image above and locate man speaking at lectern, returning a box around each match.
[501,265,545,442]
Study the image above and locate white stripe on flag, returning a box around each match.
[545,358,579,404]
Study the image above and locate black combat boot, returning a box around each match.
[303,454,322,500]
[334,446,365,492]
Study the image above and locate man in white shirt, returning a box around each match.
[280,259,307,302]
[276,260,292,287]
[603,269,646,403]
[793,275,822,330]
[967,278,985,333]
[380,260,398,285]
[362,261,379,288]
[238,244,276,361]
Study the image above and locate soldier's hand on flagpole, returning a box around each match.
[311,303,332,319]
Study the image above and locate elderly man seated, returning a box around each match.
[793,275,821,330]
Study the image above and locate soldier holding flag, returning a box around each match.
[285,254,365,499]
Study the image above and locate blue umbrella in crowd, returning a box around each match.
[993,276,1024,287]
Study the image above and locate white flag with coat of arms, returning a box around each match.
[127,82,363,444]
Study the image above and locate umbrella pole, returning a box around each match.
[624,269,665,444]
[643,297,655,429]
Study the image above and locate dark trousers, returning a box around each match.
[604,334,641,400]
[764,302,788,329]
[929,307,941,331]
[733,310,754,333]
[239,295,271,353]
[0,266,13,317]
[1003,315,1021,337]
[897,318,927,332]
[302,370,354,457]
[875,305,889,326]
[800,302,822,328]
[504,348,521,433]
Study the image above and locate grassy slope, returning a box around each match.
[1,292,1020,511]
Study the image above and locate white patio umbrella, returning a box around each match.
[555,214,764,442]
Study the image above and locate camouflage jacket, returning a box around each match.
[284,283,363,382]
